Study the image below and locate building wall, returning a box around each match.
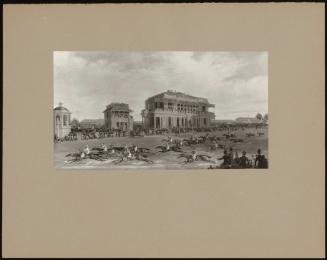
[104,110,133,131]
[54,111,71,138]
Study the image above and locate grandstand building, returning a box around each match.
[141,90,215,129]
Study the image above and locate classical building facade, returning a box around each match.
[141,90,215,129]
[54,102,72,138]
[103,103,133,131]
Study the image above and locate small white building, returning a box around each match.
[54,102,71,139]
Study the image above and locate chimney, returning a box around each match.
[59,102,63,107]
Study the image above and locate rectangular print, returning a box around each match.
[54,51,268,170]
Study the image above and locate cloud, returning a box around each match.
[54,51,268,121]
[223,52,268,82]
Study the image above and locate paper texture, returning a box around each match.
[2,3,325,258]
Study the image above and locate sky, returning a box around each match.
[54,51,268,121]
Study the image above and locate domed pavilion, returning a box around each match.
[54,102,72,139]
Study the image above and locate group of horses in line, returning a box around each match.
[65,129,265,167]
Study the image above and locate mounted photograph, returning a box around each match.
[54,51,268,170]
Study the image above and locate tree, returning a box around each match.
[264,113,268,121]
[256,113,263,121]
[71,118,80,128]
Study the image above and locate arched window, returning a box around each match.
[63,115,68,126]
[56,115,60,125]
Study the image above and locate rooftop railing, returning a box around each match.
[146,108,215,116]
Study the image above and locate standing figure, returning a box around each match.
[218,150,231,168]
[255,149,266,168]
[231,151,240,168]
[239,151,250,168]
[228,148,234,165]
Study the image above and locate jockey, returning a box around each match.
[126,151,133,160]
[83,145,90,155]
[101,143,108,152]
[80,151,85,159]
[191,150,197,161]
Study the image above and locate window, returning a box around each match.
[56,115,60,125]
[156,117,160,128]
[202,106,206,112]
[204,118,207,125]
[117,122,119,127]
[63,115,68,126]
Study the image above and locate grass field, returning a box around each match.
[54,127,268,170]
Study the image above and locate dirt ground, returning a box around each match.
[54,126,268,170]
